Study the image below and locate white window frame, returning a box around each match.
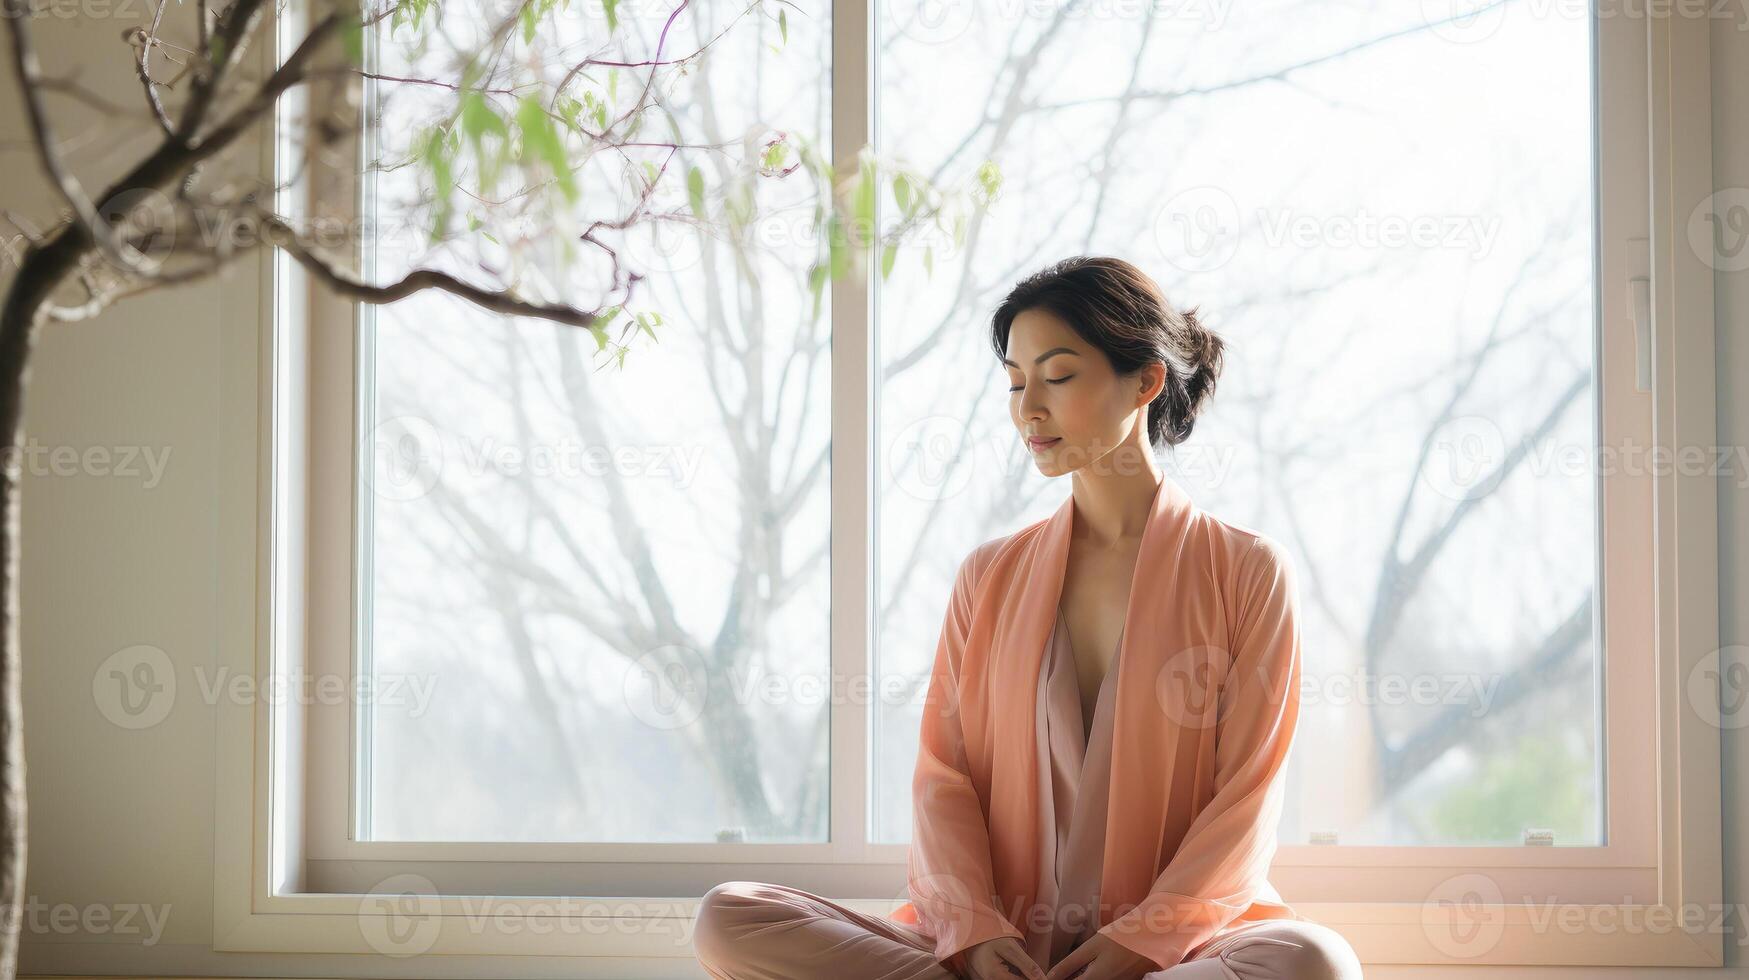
[212,0,1723,969]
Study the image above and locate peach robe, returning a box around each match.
[889,475,1306,973]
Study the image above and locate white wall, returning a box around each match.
[2,9,1744,979]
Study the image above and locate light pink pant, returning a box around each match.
[691,880,1363,979]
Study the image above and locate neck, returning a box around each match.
[1068,452,1164,547]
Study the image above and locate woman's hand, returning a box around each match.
[961,935,1048,979]
[1042,933,1159,980]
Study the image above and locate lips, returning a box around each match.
[1028,436,1061,451]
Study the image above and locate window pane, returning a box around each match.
[874,2,1600,847]
[360,2,831,842]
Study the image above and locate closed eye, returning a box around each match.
[1008,375,1075,392]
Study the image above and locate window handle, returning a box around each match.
[1628,274,1651,393]
[1628,235,1652,393]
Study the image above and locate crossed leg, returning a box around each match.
[691,880,1363,980]
[1152,919,1363,979]
[692,880,956,980]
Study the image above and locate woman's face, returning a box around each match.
[1003,307,1162,478]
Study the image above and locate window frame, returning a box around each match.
[211,0,1724,968]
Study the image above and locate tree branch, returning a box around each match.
[252,206,603,329]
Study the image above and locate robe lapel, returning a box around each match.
[972,474,1199,934]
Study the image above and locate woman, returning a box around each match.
[692,256,1362,979]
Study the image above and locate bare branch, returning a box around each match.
[34,72,139,118]
[3,3,166,278]
[185,12,343,164]
[131,0,180,136]
[1037,0,1515,112]
[175,0,273,141]
[1378,593,1593,794]
[251,206,603,329]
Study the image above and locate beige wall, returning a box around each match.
[2,8,1745,979]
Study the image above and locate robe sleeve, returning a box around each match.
[1095,534,1304,971]
[908,546,1026,967]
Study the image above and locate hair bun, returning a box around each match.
[1180,304,1221,372]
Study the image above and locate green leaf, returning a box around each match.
[602,0,619,31]
[556,94,583,132]
[399,0,434,31]
[340,11,364,66]
[974,159,1003,205]
[761,140,789,172]
[880,242,897,281]
[515,93,577,202]
[853,158,876,246]
[807,262,828,320]
[459,90,510,192]
[778,8,788,45]
[421,127,455,241]
[724,177,754,227]
[591,306,622,351]
[923,244,934,278]
[687,166,706,220]
[827,212,849,279]
[459,58,485,93]
[520,2,538,43]
[460,91,507,141]
[892,173,913,217]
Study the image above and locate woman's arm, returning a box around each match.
[1094,534,1305,971]
[909,546,1027,967]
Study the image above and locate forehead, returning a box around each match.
[1005,308,1081,359]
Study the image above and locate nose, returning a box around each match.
[1018,383,1049,423]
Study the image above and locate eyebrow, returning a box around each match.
[1000,347,1082,368]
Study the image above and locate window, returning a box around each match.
[351,0,835,848]
[873,2,1610,852]
[215,0,1723,967]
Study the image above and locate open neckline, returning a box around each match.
[1055,602,1124,747]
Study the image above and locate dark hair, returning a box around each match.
[990,255,1225,451]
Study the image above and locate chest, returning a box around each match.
[1057,537,1143,722]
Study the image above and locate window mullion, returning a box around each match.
[829,0,876,862]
